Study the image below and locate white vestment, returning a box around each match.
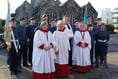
[32,30,56,73]
[53,31,70,64]
[64,24,73,38]
[72,31,91,66]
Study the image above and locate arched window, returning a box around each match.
[44,6,59,22]
[65,7,78,25]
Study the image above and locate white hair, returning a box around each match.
[56,20,64,27]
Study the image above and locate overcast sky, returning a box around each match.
[0,0,118,19]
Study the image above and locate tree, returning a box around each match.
[105,24,115,34]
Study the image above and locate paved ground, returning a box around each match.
[0,34,118,79]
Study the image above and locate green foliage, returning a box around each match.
[105,24,115,34]
[0,20,5,33]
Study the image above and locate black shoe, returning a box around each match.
[104,64,108,69]
[17,70,22,73]
[23,64,30,67]
[11,71,17,75]
[100,61,103,64]
[91,65,94,69]
[96,64,99,68]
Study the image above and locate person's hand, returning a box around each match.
[44,46,49,51]
[48,45,53,50]
[81,43,86,48]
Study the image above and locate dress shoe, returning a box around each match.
[23,64,30,67]
[96,64,99,68]
[17,70,22,73]
[11,71,17,75]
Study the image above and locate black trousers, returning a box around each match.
[28,42,33,65]
[18,43,28,66]
[90,46,94,65]
[68,40,72,66]
[9,48,18,72]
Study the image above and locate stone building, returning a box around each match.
[15,0,98,24]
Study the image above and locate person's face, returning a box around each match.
[20,20,25,25]
[89,26,93,30]
[42,24,48,30]
[74,22,79,28]
[50,21,56,26]
[97,20,101,24]
[101,25,105,30]
[80,23,85,30]
[11,20,16,26]
[87,17,92,23]
[43,16,48,20]
[31,20,36,24]
[57,22,64,30]
[65,17,70,24]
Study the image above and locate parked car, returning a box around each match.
[0,33,6,48]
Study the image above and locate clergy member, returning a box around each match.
[53,20,70,77]
[32,21,56,79]
[72,22,91,73]
[63,16,73,66]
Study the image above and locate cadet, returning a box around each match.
[88,24,95,68]
[26,17,37,65]
[48,19,57,33]
[95,23,109,68]
[9,17,21,75]
[17,18,29,68]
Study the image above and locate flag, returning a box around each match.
[83,7,88,31]
[83,7,88,24]
[4,0,12,51]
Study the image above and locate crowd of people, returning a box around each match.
[7,14,110,79]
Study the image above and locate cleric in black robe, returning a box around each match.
[95,23,109,68]
[26,17,37,65]
[17,18,29,68]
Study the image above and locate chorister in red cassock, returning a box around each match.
[53,20,70,77]
[72,22,91,72]
[32,21,56,79]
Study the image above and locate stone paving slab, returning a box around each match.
[0,52,118,79]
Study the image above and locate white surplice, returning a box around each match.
[72,31,91,66]
[53,31,70,64]
[32,30,56,73]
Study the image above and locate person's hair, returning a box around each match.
[40,21,48,29]
[56,20,64,27]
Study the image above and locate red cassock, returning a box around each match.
[72,31,91,72]
[53,30,70,77]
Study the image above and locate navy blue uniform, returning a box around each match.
[17,25,28,66]
[93,24,101,32]
[88,30,95,65]
[72,25,80,34]
[95,30,109,57]
[9,26,20,73]
[48,26,57,33]
[26,24,37,64]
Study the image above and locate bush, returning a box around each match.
[0,20,5,33]
[105,24,115,34]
